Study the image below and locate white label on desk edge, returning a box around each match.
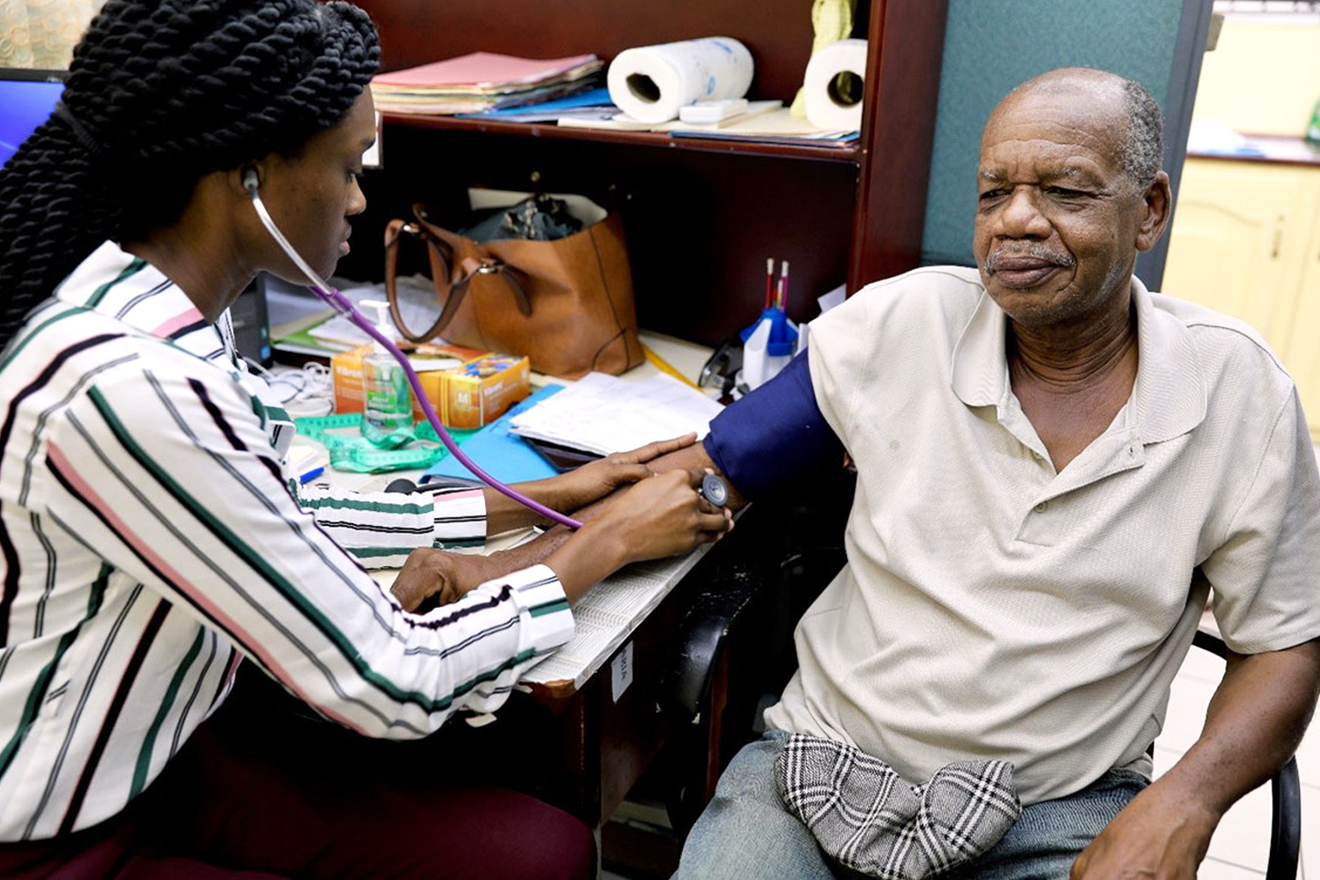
[611,641,634,703]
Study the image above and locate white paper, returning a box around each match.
[509,372,723,456]
[818,283,847,314]
[738,316,797,392]
[804,39,868,132]
[305,279,439,349]
[610,641,635,702]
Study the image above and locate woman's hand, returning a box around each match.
[590,468,732,563]
[396,464,732,611]
[547,469,733,603]
[390,548,494,612]
[485,433,702,534]
[549,433,700,514]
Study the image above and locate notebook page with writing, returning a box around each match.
[509,372,723,456]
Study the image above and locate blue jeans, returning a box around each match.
[673,730,1148,880]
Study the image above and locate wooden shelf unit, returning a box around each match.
[380,112,863,164]
[345,0,948,347]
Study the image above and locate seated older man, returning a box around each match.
[657,68,1320,879]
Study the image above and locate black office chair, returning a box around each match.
[1190,629,1302,880]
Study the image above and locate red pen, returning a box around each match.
[764,258,774,310]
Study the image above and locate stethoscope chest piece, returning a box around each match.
[700,472,730,508]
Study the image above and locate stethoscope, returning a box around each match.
[243,169,587,529]
[242,169,729,529]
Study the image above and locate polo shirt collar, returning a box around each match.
[950,274,1206,445]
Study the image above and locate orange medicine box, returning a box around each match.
[332,343,531,429]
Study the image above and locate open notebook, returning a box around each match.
[520,543,715,690]
[509,371,723,457]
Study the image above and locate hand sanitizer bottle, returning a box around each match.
[360,300,413,432]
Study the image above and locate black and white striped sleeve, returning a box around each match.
[42,361,574,739]
[293,482,488,569]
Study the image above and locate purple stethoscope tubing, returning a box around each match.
[317,285,582,529]
[244,174,582,530]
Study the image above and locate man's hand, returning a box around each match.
[1070,781,1218,880]
[1073,638,1320,880]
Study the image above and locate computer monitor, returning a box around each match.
[0,69,66,169]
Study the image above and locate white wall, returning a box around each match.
[1191,16,1320,136]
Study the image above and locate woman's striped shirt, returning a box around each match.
[0,242,574,840]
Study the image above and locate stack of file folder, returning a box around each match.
[371,52,604,116]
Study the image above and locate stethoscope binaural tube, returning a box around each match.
[243,170,584,530]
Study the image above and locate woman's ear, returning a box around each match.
[227,163,263,199]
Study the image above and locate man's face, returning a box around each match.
[973,87,1147,329]
[258,90,376,281]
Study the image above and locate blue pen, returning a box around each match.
[299,465,325,484]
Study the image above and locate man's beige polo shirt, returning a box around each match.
[763,266,1320,804]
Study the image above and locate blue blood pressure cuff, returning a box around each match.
[702,353,844,501]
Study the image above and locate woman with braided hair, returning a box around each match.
[0,1,732,876]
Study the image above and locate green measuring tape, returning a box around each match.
[295,413,480,474]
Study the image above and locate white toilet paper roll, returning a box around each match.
[607,37,754,125]
[803,38,868,131]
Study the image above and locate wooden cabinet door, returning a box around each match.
[1162,159,1313,354]
[1275,186,1320,442]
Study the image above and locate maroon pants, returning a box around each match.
[0,671,595,880]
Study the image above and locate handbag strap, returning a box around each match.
[384,218,451,343]
[384,213,534,344]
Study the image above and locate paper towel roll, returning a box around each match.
[607,37,753,124]
[803,38,868,131]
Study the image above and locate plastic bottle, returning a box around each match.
[359,300,413,432]
[1307,97,1320,146]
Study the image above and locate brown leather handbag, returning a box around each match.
[383,202,643,379]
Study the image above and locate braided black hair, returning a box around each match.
[0,0,380,345]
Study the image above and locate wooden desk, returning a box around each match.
[314,333,733,827]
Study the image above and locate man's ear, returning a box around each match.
[1135,170,1172,253]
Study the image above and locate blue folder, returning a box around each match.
[457,87,614,119]
[422,384,566,484]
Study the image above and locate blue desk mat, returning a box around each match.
[422,383,565,484]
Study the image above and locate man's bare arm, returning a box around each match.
[643,441,748,510]
[1072,638,1320,880]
